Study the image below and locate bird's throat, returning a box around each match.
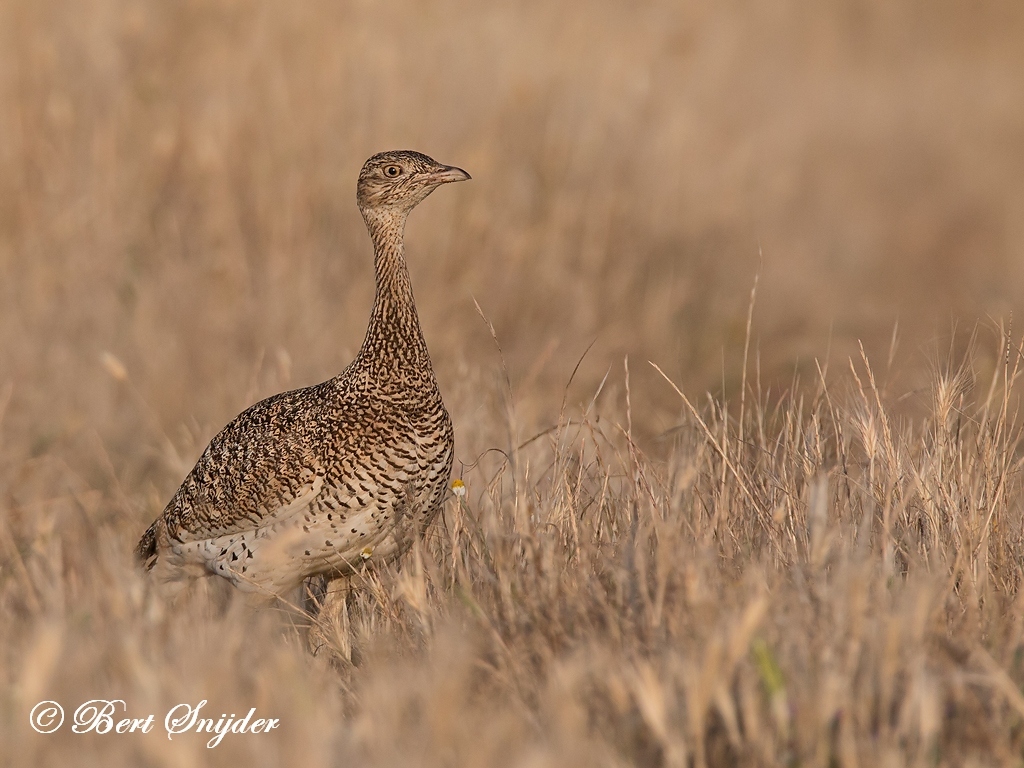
[355,209,433,378]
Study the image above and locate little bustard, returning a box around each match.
[135,150,469,597]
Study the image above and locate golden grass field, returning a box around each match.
[3,1,1024,765]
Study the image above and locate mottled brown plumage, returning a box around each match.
[135,150,469,596]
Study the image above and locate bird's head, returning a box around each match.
[357,150,470,213]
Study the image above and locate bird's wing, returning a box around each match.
[159,384,336,543]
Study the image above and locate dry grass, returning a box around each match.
[3,0,1024,765]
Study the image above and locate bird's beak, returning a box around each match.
[426,165,471,184]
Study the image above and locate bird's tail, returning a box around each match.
[135,521,159,570]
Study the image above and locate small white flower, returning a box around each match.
[360,546,373,560]
[451,479,466,498]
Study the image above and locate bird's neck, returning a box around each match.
[353,207,434,381]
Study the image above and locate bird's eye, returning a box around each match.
[384,165,402,177]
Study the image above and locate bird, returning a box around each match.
[135,150,469,599]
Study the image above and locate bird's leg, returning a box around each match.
[306,574,353,660]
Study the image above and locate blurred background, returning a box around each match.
[1,0,1022,486]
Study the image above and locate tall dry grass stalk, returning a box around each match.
[3,0,1024,765]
